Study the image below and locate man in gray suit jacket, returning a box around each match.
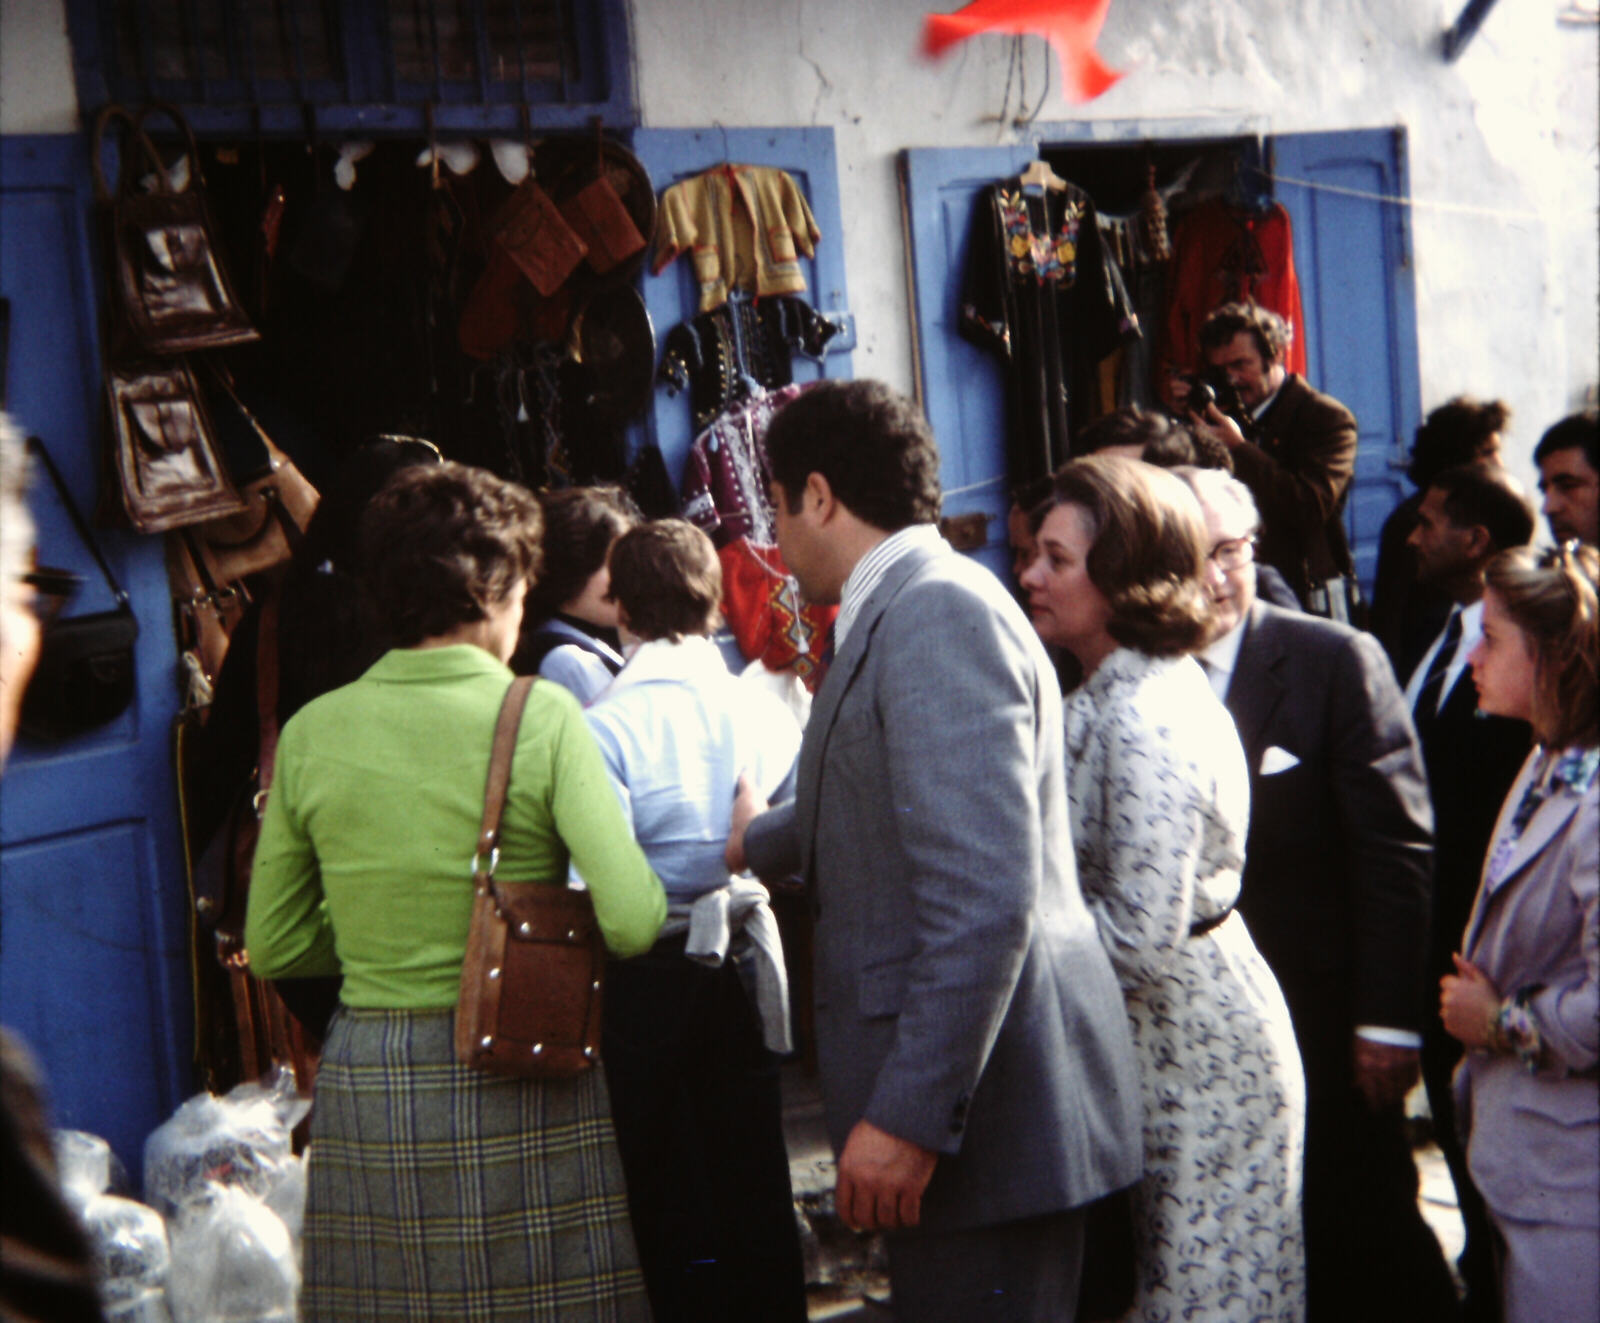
[726,381,1142,1321]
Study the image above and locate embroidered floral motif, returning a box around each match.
[996,187,1084,286]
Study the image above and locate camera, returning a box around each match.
[1177,369,1241,421]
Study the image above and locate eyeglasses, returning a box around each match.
[21,565,81,629]
[1207,537,1256,571]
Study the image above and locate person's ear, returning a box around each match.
[804,471,836,523]
[614,601,631,631]
[1462,523,1492,560]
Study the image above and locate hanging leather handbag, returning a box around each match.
[456,677,606,1080]
[185,369,320,583]
[92,102,260,356]
[490,177,589,297]
[105,357,248,532]
[18,437,141,743]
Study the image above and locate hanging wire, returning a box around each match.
[1016,34,1052,126]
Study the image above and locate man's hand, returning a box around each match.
[1440,953,1501,1050]
[1352,1037,1420,1111]
[1188,401,1248,452]
[723,770,767,873]
[835,1119,938,1233]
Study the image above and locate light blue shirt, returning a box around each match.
[584,636,801,902]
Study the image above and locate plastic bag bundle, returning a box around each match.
[54,1128,114,1204]
[142,1067,309,1222]
[83,1194,175,1323]
[166,1183,299,1323]
[52,1128,174,1323]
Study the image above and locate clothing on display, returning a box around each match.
[718,537,837,690]
[652,164,820,312]
[1163,195,1307,377]
[658,293,836,431]
[679,382,808,548]
[960,172,1139,487]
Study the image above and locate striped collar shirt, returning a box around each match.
[833,523,945,652]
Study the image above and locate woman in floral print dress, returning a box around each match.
[1020,455,1306,1322]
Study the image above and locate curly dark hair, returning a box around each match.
[524,485,640,624]
[764,380,941,531]
[1036,455,1213,657]
[1407,396,1511,487]
[608,519,722,642]
[1198,302,1292,366]
[360,461,543,647]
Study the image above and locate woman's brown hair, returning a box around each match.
[360,461,543,647]
[1036,455,1213,657]
[1483,541,1599,749]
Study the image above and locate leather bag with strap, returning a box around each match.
[93,102,260,356]
[455,677,606,1079]
[106,356,248,532]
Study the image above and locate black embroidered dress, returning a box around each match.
[960,178,1136,487]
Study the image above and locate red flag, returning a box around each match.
[923,0,1122,103]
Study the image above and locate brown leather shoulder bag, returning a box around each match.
[455,677,606,1079]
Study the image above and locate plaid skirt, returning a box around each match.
[302,1007,649,1323]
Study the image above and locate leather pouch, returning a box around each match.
[490,178,589,296]
[559,175,646,275]
[186,371,320,582]
[106,357,247,532]
[93,103,260,356]
[456,677,605,1079]
[17,437,141,742]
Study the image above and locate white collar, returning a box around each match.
[1199,613,1250,693]
[598,635,728,701]
[834,523,945,651]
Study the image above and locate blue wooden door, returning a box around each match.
[901,145,1035,581]
[0,135,193,1184]
[629,127,855,491]
[1271,128,1422,595]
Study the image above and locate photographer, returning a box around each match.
[1180,302,1360,619]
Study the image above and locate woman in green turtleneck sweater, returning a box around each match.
[245,461,665,1323]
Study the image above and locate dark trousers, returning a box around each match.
[601,937,807,1323]
[1423,1023,1502,1322]
[885,1208,1086,1323]
[1291,985,1461,1323]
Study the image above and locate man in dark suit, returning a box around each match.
[1180,466,1460,1323]
[1186,302,1360,618]
[728,381,1143,1322]
[1405,461,1536,1321]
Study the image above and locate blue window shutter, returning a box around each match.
[901,145,1035,579]
[629,127,854,492]
[1271,128,1422,596]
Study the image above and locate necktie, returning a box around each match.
[1413,608,1463,722]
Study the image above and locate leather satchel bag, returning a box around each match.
[106,357,248,532]
[185,370,320,583]
[93,103,259,356]
[456,677,606,1079]
[17,437,141,742]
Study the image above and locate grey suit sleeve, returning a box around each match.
[1330,629,1435,1033]
[862,586,1041,1155]
[745,799,802,882]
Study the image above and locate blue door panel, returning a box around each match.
[0,135,193,1185]
[0,823,181,1167]
[1272,129,1422,594]
[629,127,854,495]
[902,145,1034,581]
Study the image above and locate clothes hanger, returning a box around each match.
[1017,156,1068,191]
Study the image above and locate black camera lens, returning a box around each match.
[1187,379,1216,414]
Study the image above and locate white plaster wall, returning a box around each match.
[0,0,78,135]
[632,0,1599,479]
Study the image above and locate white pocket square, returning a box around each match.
[1260,745,1300,775]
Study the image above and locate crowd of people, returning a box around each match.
[0,308,1595,1323]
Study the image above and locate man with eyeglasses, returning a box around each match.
[1176,465,1459,1323]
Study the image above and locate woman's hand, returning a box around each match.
[1440,953,1502,1049]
